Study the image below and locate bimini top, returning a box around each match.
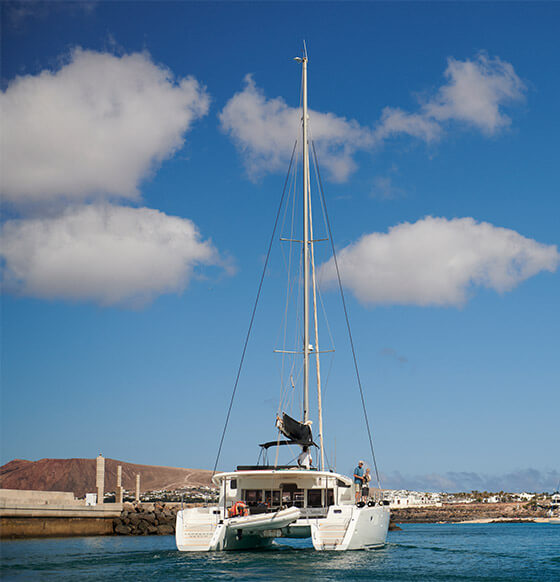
[212,469,353,487]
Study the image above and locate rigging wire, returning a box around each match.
[274,146,304,423]
[211,141,298,478]
[311,139,383,490]
[277,153,298,415]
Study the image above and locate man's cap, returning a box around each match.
[359,460,364,464]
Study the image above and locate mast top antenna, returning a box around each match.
[294,41,308,63]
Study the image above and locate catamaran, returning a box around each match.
[176,51,390,552]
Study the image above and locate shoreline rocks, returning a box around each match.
[390,502,547,524]
[113,502,179,536]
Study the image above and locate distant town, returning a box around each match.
[383,489,558,510]
[102,485,219,504]
[101,486,559,512]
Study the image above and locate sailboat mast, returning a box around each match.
[309,193,325,470]
[302,55,310,425]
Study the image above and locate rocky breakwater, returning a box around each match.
[391,502,547,524]
[113,503,179,536]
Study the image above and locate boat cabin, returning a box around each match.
[214,468,355,518]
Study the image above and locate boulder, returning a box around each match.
[115,524,132,535]
[142,513,156,524]
[128,513,142,524]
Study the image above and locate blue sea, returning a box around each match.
[1,523,559,581]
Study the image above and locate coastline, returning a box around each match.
[390,502,551,525]
[453,516,559,524]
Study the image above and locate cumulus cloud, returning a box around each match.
[221,54,525,180]
[320,216,559,307]
[373,107,441,143]
[383,468,560,493]
[0,48,209,204]
[374,53,526,142]
[219,74,372,182]
[0,205,223,306]
[423,54,526,133]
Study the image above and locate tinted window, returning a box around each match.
[264,490,281,507]
[307,489,322,507]
[282,489,304,508]
[243,489,262,504]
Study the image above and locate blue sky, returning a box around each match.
[1,1,559,493]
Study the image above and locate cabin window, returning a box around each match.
[307,489,322,507]
[282,488,304,508]
[264,490,281,507]
[306,488,335,507]
[230,479,237,490]
[337,479,350,488]
[243,489,262,505]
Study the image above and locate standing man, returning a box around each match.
[297,446,312,469]
[353,460,365,503]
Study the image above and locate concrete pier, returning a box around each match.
[0,489,122,539]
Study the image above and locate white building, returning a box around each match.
[516,492,535,501]
[384,490,442,508]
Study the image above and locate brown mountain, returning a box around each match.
[0,458,214,498]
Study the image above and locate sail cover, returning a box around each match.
[276,413,314,446]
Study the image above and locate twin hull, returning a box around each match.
[176,503,389,552]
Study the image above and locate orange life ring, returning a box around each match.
[229,501,249,517]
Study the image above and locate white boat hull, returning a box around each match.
[311,504,389,551]
[176,503,389,552]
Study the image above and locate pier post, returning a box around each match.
[96,454,105,505]
[135,474,140,502]
[116,465,123,504]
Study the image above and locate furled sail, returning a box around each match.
[276,412,314,446]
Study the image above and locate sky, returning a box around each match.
[1,1,559,493]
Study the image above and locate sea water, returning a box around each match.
[1,523,559,581]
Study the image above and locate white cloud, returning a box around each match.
[0,48,209,204]
[373,107,441,143]
[221,54,525,181]
[0,204,222,306]
[375,53,526,142]
[320,216,558,307]
[219,74,372,182]
[423,53,526,133]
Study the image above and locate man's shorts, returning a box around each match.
[354,482,361,494]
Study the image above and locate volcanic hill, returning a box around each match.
[0,458,214,497]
